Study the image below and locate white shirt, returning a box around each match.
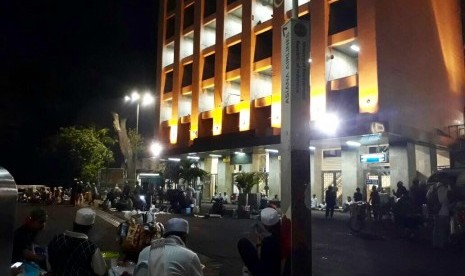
[135,235,203,276]
[311,197,319,208]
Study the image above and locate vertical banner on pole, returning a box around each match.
[280,18,311,275]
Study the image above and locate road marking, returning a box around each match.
[94,208,124,227]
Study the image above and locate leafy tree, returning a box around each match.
[235,172,266,194]
[52,126,115,183]
[178,159,210,190]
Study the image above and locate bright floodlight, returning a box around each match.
[350,44,360,52]
[150,142,163,157]
[131,91,140,102]
[142,93,155,106]
[315,113,340,135]
[124,95,131,102]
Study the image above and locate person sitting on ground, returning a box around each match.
[135,218,203,276]
[47,208,106,276]
[343,196,354,212]
[12,208,48,269]
[223,192,229,204]
[211,193,219,203]
[311,194,319,210]
[237,207,281,276]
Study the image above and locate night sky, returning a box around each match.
[2,0,158,184]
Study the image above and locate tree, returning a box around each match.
[178,159,210,190]
[52,126,115,183]
[112,113,144,186]
[235,172,266,194]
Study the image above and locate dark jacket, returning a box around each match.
[325,190,336,206]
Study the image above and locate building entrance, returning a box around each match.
[322,171,342,206]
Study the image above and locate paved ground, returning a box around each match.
[15,203,465,276]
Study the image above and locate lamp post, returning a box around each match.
[124,90,155,185]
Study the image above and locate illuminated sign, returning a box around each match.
[360,153,387,163]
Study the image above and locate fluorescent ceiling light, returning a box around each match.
[346,141,361,147]
[138,173,160,177]
[168,158,181,162]
[209,154,222,158]
[234,151,246,155]
[187,156,200,160]
[350,45,360,52]
[309,146,316,150]
[265,149,279,153]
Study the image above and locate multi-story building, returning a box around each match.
[154,0,464,203]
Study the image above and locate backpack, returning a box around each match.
[427,184,441,215]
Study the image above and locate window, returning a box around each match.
[204,1,216,18]
[184,4,194,29]
[254,30,272,62]
[203,54,215,80]
[182,63,193,87]
[329,0,357,35]
[167,0,176,13]
[323,149,341,158]
[226,43,241,72]
[164,71,174,93]
[166,17,175,40]
[326,87,359,117]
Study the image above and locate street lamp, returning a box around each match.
[124,90,155,185]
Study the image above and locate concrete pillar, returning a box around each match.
[218,158,227,194]
[310,148,323,202]
[415,144,437,182]
[269,155,281,198]
[341,146,363,202]
[310,0,329,121]
[389,142,416,190]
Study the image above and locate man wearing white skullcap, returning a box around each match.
[134,218,203,276]
[237,207,281,276]
[47,208,106,275]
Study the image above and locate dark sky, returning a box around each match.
[1,0,158,184]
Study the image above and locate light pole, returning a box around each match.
[124,90,155,185]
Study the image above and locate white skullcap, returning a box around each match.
[260,207,280,226]
[165,218,189,234]
[75,208,96,226]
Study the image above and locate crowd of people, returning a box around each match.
[311,177,465,250]
[12,206,206,276]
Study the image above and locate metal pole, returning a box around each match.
[292,0,298,18]
[135,103,140,186]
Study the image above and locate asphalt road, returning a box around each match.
[15,203,465,276]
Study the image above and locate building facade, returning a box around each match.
[154,0,465,203]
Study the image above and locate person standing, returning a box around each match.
[353,187,363,202]
[12,208,48,268]
[135,218,203,276]
[369,185,381,221]
[237,207,281,276]
[47,208,106,276]
[427,179,453,249]
[325,186,336,219]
